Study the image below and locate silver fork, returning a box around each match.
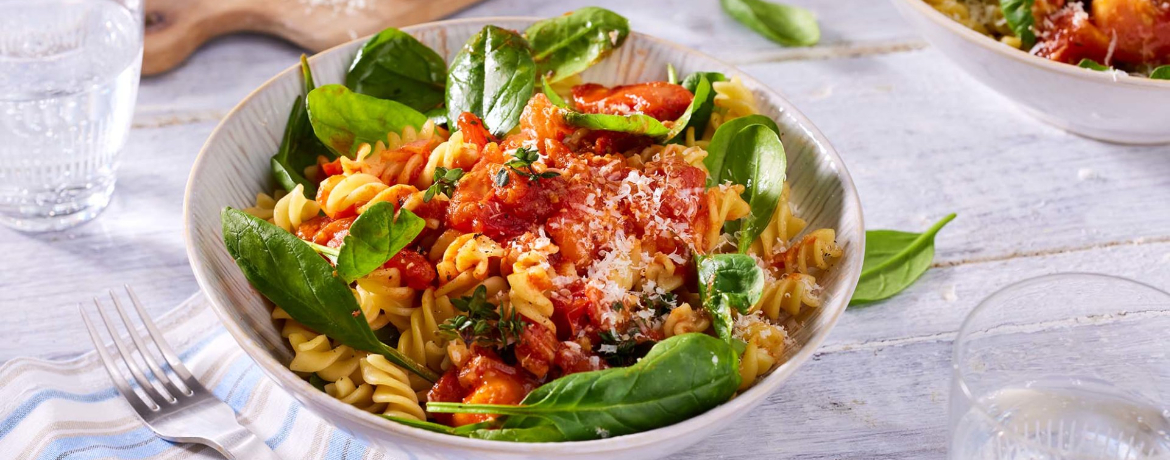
[80,286,281,460]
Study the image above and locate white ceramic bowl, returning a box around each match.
[891,0,1170,145]
[184,17,864,460]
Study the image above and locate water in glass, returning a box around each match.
[0,0,142,232]
[953,378,1170,460]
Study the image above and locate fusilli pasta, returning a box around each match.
[754,272,821,319]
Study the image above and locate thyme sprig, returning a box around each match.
[495,147,560,186]
[439,285,527,347]
[424,167,464,202]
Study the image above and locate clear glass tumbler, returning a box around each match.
[0,0,143,232]
[950,273,1170,460]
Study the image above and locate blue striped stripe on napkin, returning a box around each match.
[0,294,408,460]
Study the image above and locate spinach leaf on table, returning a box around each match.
[664,75,713,144]
[271,55,333,197]
[524,7,629,83]
[446,25,536,138]
[428,333,740,442]
[703,114,780,187]
[1152,66,1170,80]
[1000,0,1036,49]
[307,84,428,156]
[335,203,425,283]
[561,111,671,138]
[721,0,820,47]
[346,27,447,113]
[220,207,438,382]
[697,254,765,341]
[850,214,957,306]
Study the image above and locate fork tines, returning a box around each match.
[80,286,197,414]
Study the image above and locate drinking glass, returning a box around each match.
[950,273,1170,460]
[0,0,143,232]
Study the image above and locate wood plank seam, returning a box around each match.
[934,234,1170,269]
[817,307,1170,356]
[728,39,930,65]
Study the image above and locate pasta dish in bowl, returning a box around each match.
[185,9,862,459]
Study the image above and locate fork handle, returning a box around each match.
[211,424,282,460]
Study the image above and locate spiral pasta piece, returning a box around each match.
[754,272,821,319]
[397,288,456,373]
[703,183,751,253]
[436,234,504,298]
[318,174,432,222]
[243,189,285,221]
[324,376,382,413]
[422,130,481,188]
[506,250,557,332]
[639,253,685,292]
[713,76,760,120]
[359,354,427,421]
[287,332,362,382]
[340,121,441,186]
[270,184,320,233]
[751,182,807,257]
[734,313,787,390]
[354,267,416,332]
[663,303,710,338]
[783,228,843,275]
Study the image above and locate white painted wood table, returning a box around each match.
[2,0,1168,458]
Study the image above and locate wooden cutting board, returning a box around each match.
[143,0,483,75]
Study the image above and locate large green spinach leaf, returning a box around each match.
[562,111,671,138]
[724,124,787,250]
[851,214,956,306]
[704,114,780,186]
[1000,0,1036,49]
[721,0,820,47]
[346,27,447,113]
[664,75,713,144]
[697,254,765,341]
[335,203,425,283]
[221,207,437,381]
[307,84,428,156]
[1152,65,1170,80]
[446,25,536,138]
[524,7,629,83]
[428,333,740,441]
[271,55,333,197]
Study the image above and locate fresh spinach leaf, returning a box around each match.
[696,254,765,341]
[525,7,629,83]
[562,111,670,138]
[221,207,438,382]
[724,124,787,250]
[271,55,333,197]
[682,71,726,93]
[1152,65,1170,80]
[308,373,328,392]
[429,333,740,441]
[446,25,536,138]
[721,0,820,47]
[665,75,714,144]
[335,203,425,283]
[704,114,780,186]
[346,27,447,113]
[541,78,570,109]
[307,84,428,156]
[1078,58,1110,71]
[1000,0,1036,49]
[850,214,956,306]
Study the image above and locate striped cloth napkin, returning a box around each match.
[0,294,412,460]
